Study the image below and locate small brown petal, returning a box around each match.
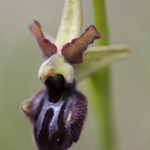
[61,25,101,64]
[30,20,57,58]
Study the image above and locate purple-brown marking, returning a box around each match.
[30,20,57,58]
[61,25,101,64]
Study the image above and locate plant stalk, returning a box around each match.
[82,0,116,150]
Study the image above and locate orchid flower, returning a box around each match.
[21,0,129,150]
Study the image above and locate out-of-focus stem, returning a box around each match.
[92,0,109,45]
[82,0,116,150]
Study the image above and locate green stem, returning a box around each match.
[82,0,116,150]
[92,0,109,45]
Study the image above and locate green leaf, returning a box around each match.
[73,45,130,81]
[55,0,82,51]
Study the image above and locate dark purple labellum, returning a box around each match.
[21,74,87,150]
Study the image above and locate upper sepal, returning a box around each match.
[61,25,101,64]
[30,20,57,58]
[55,0,82,50]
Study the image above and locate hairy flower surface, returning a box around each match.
[21,0,129,150]
[21,0,101,148]
[21,21,100,150]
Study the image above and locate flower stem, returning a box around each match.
[92,0,109,45]
[82,0,116,150]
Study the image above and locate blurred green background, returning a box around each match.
[0,0,150,150]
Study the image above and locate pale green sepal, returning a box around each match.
[55,0,82,51]
[73,45,130,81]
[38,54,74,83]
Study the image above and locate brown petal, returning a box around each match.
[61,25,101,64]
[30,20,57,58]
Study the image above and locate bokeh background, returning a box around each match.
[0,0,150,150]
